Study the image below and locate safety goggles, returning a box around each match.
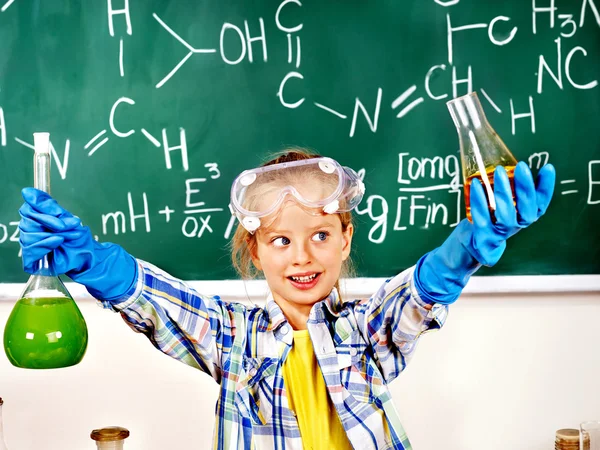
[229,157,365,233]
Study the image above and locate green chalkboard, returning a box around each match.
[0,0,599,283]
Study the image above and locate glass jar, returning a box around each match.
[0,398,9,450]
[555,428,589,450]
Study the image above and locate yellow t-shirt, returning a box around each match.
[281,330,353,450]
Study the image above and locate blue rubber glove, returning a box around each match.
[19,188,138,301]
[414,161,556,305]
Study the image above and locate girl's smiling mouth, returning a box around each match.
[287,272,321,290]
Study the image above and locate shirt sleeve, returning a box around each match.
[351,266,449,383]
[96,259,245,383]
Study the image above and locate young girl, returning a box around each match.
[18,148,555,449]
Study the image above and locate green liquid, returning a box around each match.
[3,297,88,369]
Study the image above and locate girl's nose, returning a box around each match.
[291,241,312,265]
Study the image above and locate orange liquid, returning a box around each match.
[464,165,516,222]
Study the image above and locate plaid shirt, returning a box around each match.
[99,260,448,450]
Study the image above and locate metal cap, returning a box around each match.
[555,428,579,441]
[90,426,130,442]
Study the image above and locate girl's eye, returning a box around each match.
[311,231,329,242]
[272,236,290,247]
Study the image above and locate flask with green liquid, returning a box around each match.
[3,132,88,369]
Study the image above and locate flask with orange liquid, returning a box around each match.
[446,92,518,222]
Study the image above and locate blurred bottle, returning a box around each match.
[556,427,589,449]
[90,426,130,450]
[446,92,519,222]
[0,398,9,450]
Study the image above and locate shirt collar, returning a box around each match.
[265,296,288,333]
[321,286,347,317]
[265,286,347,332]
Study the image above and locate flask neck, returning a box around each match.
[33,254,57,277]
[33,132,51,194]
[447,92,490,137]
[446,92,518,174]
[31,133,57,279]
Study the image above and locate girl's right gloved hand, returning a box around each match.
[459,162,556,266]
[19,187,138,302]
[414,162,556,305]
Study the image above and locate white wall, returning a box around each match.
[0,279,599,450]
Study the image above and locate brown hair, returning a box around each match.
[230,147,356,293]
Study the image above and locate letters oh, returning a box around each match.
[220,19,268,64]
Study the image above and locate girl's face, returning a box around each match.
[251,198,353,316]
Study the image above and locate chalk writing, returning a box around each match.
[0,0,597,278]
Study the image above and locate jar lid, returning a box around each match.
[90,426,130,442]
[556,429,579,441]
[555,428,590,446]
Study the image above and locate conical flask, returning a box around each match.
[3,132,88,369]
[446,92,519,222]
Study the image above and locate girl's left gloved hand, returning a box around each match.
[19,187,138,302]
[414,161,556,305]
